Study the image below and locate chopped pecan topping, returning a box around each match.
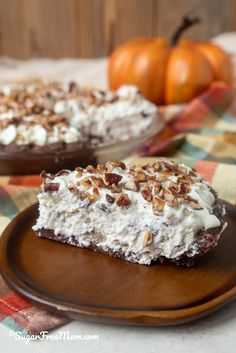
[156,175,166,182]
[110,161,126,170]
[88,194,96,204]
[43,182,59,192]
[189,201,202,210]
[108,95,119,103]
[153,198,165,212]
[141,188,153,202]
[81,191,95,205]
[104,173,123,186]
[55,169,70,176]
[163,162,175,172]
[133,171,147,182]
[80,178,92,189]
[97,164,106,173]
[148,180,161,193]
[86,165,96,173]
[143,231,153,247]
[68,81,78,93]
[75,167,83,178]
[163,189,174,202]
[152,161,161,171]
[93,187,99,198]
[124,180,138,192]
[179,183,190,194]
[184,195,197,203]
[134,166,144,172]
[105,161,125,171]
[116,193,131,208]
[90,176,105,187]
[189,169,197,177]
[110,183,122,193]
[168,182,179,195]
[106,194,115,204]
[68,186,80,195]
[40,170,54,180]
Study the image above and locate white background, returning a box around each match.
[1,298,236,353]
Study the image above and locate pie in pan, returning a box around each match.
[0,81,160,153]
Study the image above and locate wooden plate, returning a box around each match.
[0,202,236,326]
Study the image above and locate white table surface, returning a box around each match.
[1,33,236,353]
[1,299,236,353]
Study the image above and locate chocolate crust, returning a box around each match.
[35,198,225,267]
[0,141,85,154]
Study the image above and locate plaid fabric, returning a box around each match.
[0,185,71,335]
[1,80,236,335]
[140,82,236,163]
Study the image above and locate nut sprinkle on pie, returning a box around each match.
[33,159,227,266]
[0,81,160,152]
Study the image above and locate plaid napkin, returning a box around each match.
[1,81,236,335]
[140,81,236,163]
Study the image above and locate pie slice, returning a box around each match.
[33,159,226,266]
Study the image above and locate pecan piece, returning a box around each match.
[168,182,179,195]
[68,81,78,93]
[86,165,96,173]
[110,161,126,169]
[91,176,105,187]
[148,180,161,193]
[153,198,165,212]
[40,170,54,180]
[104,173,123,186]
[143,231,153,247]
[163,189,174,202]
[68,186,80,195]
[97,164,106,173]
[81,191,95,205]
[179,183,190,194]
[75,166,83,178]
[133,172,147,182]
[116,193,131,208]
[124,180,138,191]
[141,188,153,202]
[93,187,99,198]
[43,182,59,192]
[106,161,126,171]
[106,194,115,204]
[80,178,92,189]
[189,201,202,210]
[152,161,161,171]
[110,183,122,193]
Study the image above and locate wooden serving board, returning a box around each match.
[0,202,236,326]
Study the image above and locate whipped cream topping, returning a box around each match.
[0,81,159,147]
[33,159,226,265]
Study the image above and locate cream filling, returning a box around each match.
[0,121,81,146]
[33,167,222,265]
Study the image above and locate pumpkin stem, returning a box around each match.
[171,15,201,46]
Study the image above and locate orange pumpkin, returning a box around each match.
[108,16,233,105]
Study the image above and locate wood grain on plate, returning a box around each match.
[0,201,235,326]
